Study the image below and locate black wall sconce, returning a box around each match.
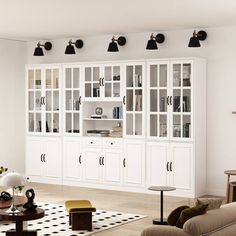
[188,30,207,47]
[146,33,165,50]
[107,36,126,52]
[65,39,84,54]
[33,41,52,56]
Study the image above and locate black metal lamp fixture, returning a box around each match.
[65,39,84,54]
[107,36,126,52]
[188,30,207,47]
[146,33,165,50]
[33,41,52,56]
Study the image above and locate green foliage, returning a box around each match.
[0,166,8,175]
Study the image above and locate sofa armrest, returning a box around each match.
[141,225,190,236]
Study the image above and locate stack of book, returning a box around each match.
[113,106,123,119]
[110,124,123,138]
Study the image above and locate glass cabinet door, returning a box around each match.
[27,68,43,133]
[45,68,60,134]
[171,62,192,139]
[64,67,81,134]
[148,63,169,138]
[84,66,101,98]
[125,64,144,137]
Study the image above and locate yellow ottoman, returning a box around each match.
[65,200,96,231]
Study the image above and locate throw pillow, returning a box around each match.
[167,205,190,226]
[176,204,208,229]
[195,197,223,211]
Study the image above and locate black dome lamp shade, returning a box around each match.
[188,30,207,47]
[65,39,84,54]
[146,33,165,50]
[107,36,126,52]
[33,41,52,56]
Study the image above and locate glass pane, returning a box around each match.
[66,113,72,132]
[73,68,80,88]
[85,67,91,81]
[53,91,59,111]
[150,90,157,112]
[159,90,167,112]
[183,90,191,112]
[105,67,112,81]
[35,70,41,89]
[159,65,167,87]
[73,91,80,111]
[126,66,133,87]
[28,92,34,110]
[35,113,42,132]
[173,115,181,137]
[46,91,52,111]
[92,83,100,97]
[150,65,157,87]
[93,67,100,81]
[28,113,34,132]
[113,83,120,97]
[53,113,59,133]
[150,114,157,136]
[53,69,59,89]
[105,83,111,97]
[135,114,142,135]
[45,69,52,89]
[113,66,120,81]
[173,89,181,112]
[159,115,167,137]
[85,84,91,97]
[135,90,142,111]
[73,113,80,133]
[46,113,52,133]
[135,65,142,87]
[28,70,34,89]
[66,91,72,110]
[173,64,181,87]
[35,91,41,111]
[126,114,133,135]
[65,68,72,88]
[126,90,133,111]
[183,64,191,87]
[183,115,191,138]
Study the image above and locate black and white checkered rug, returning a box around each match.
[0,203,145,236]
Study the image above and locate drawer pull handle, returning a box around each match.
[166,162,169,171]
[111,142,113,145]
[170,162,173,172]
[90,142,93,144]
[79,155,82,164]
[123,158,126,167]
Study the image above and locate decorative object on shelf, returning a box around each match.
[146,33,165,50]
[33,41,52,56]
[95,107,103,115]
[90,114,107,119]
[23,188,37,210]
[188,30,207,47]
[0,191,12,201]
[65,39,84,54]
[110,123,123,138]
[0,166,8,175]
[107,36,126,52]
[0,172,27,213]
[113,106,123,119]
[87,130,110,137]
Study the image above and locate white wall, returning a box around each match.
[26,26,236,196]
[0,39,26,174]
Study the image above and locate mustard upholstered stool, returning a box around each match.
[65,200,96,231]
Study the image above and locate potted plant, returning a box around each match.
[0,166,8,176]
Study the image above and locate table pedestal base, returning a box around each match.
[6,230,37,236]
[153,218,168,225]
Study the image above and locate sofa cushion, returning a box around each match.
[167,205,190,226]
[195,197,223,211]
[183,202,236,235]
[176,204,208,228]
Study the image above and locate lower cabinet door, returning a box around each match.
[102,149,122,185]
[147,142,169,186]
[83,148,102,183]
[63,139,82,181]
[170,143,193,190]
[123,139,145,187]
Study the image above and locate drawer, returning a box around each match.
[85,139,102,147]
[103,140,121,148]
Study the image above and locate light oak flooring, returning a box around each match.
[24,183,199,236]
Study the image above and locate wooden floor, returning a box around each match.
[25,183,197,236]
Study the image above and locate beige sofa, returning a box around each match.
[141,202,236,236]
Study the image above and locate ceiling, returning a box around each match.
[1,0,236,41]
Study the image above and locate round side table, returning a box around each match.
[148,186,176,225]
[224,170,236,203]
